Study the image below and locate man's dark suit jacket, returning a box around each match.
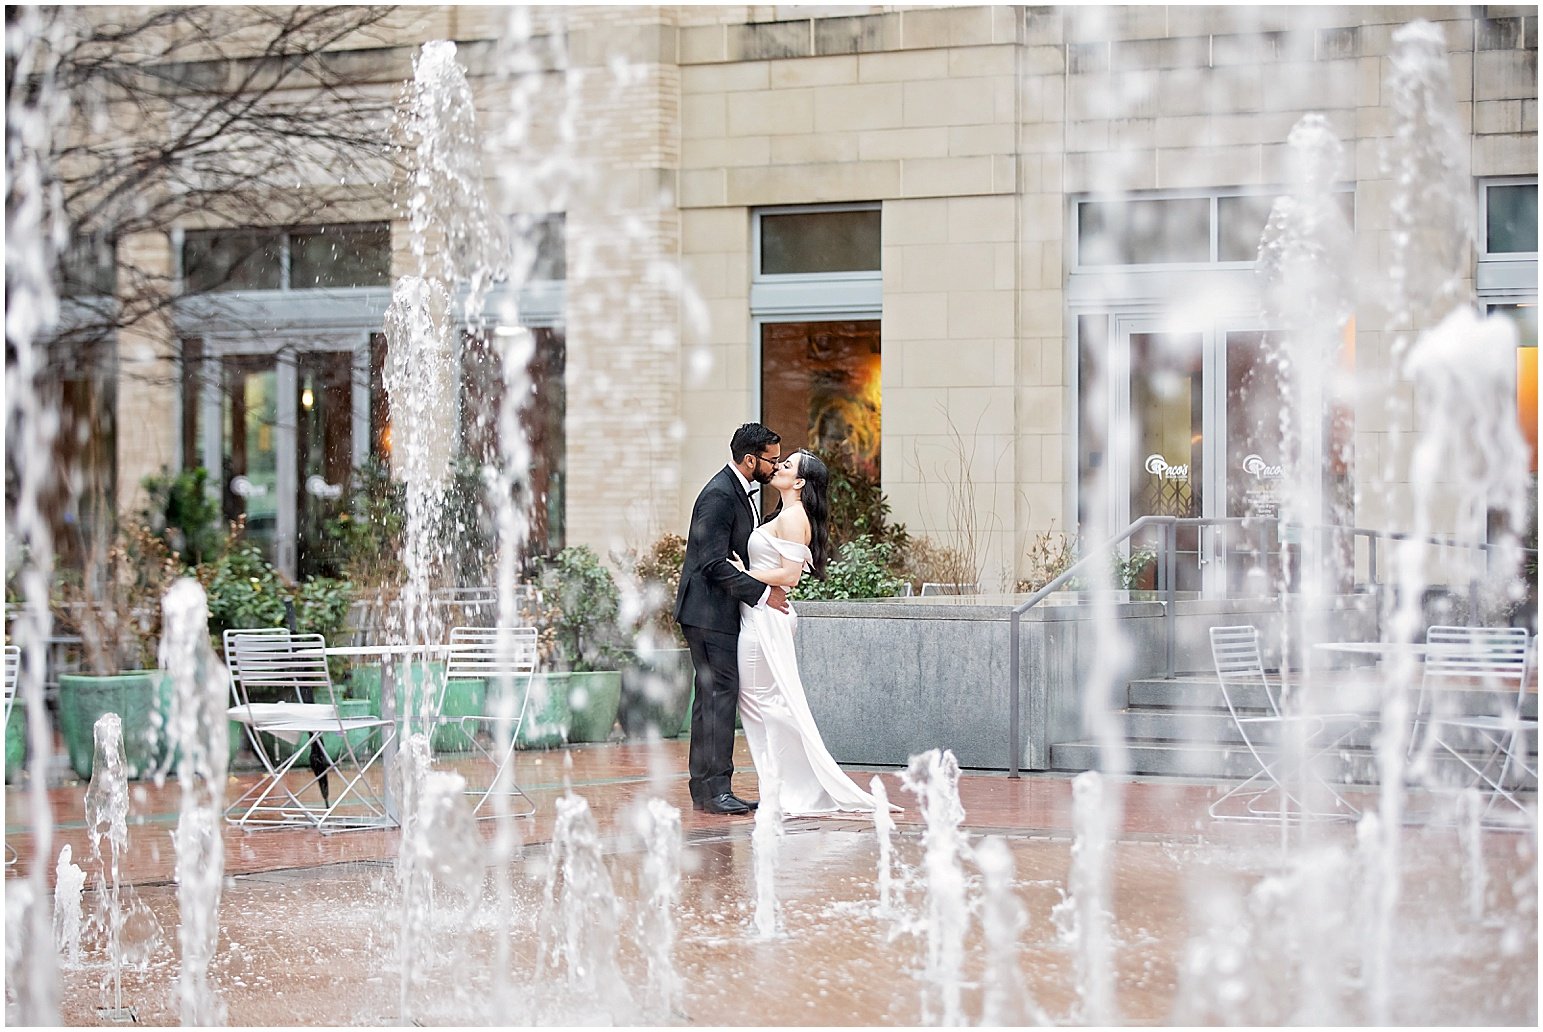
[674,466,766,634]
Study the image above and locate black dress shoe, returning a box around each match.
[699,792,753,815]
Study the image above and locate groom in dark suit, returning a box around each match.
[674,423,790,815]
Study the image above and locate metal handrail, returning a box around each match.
[1005,515,1535,777]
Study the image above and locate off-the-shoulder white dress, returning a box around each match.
[737,526,895,815]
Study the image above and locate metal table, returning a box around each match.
[324,643,446,825]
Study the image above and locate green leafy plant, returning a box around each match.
[537,545,623,671]
[793,535,907,601]
[141,466,224,567]
[199,541,289,636]
[199,533,352,638]
[319,458,404,581]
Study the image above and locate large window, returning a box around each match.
[1074,189,1354,268]
[181,223,390,293]
[1483,181,1539,257]
[752,204,883,498]
[57,234,117,297]
[758,208,880,275]
[761,320,882,484]
[456,327,567,560]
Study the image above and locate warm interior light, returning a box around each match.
[300,386,315,411]
[1518,346,1538,473]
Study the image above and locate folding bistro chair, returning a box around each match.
[4,643,18,865]
[1409,625,1534,820]
[439,626,540,818]
[1209,625,1366,823]
[224,631,395,830]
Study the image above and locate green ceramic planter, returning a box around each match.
[678,679,742,738]
[5,701,27,783]
[565,670,622,744]
[319,698,379,764]
[352,661,483,753]
[620,648,692,740]
[517,672,572,749]
[57,671,172,781]
[258,729,312,769]
[430,677,487,753]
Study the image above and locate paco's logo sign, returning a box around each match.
[1242,453,1284,479]
[1144,454,1190,480]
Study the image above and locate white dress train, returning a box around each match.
[737,526,896,816]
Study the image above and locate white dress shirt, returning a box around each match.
[727,463,772,608]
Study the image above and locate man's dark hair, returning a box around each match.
[730,423,780,463]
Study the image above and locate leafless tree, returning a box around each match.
[24,5,406,368]
[8,5,413,558]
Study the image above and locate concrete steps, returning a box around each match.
[1050,674,1538,787]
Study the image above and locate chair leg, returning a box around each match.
[226,732,328,829]
[457,715,537,820]
[313,728,398,832]
[1210,728,1363,824]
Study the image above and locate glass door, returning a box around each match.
[207,343,370,577]
[759,319,882,518]
[1221,329,1289,594]
[221,356,282,561]
[1118,320,1210,592]
[295,350,358,578]
[1098,317,1298,596]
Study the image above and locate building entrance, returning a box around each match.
[1082,315,1328,596]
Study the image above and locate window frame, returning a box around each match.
[176,222,393,294]
[752,201,883,282]
[1071,186,1355,272]
[1479,176,1539,261]
[1476,177,1539,306]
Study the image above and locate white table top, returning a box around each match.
[1313,641,1469,658]
[323,643,446,658]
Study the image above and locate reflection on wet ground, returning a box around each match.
[6,737,1538,1026]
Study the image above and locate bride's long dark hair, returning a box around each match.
[759,449,831,578]
[793,450,831,579]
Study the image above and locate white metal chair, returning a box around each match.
[4,643,18,865]
[1208,625,1365,823]
[224,631,395,831]
[1409,625,1534,820]
[439,626,540,818]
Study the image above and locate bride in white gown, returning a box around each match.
[728,450,898,816]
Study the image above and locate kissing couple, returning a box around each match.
[673,422,898,817]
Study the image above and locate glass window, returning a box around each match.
[1217,192,1354,264]
[760,208,881,275]
[1077,197,1211,266]
[183,229,281,292]
[1216,194,1276,263]
[507,213,565,282]
[289,223,391,288]
[58,235,117,297]
[760,320,882,495]
[1486,183,1538,255]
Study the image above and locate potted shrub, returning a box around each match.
[52,523,180,780]
[529,546,623,746]
[199,528,354,768]
[5,698,26,783]
[618,533,693,740]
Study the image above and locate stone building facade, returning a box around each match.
[87,5,1535,587]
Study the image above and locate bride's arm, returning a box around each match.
[726,553,804,588]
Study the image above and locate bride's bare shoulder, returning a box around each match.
[774,504,812,545]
